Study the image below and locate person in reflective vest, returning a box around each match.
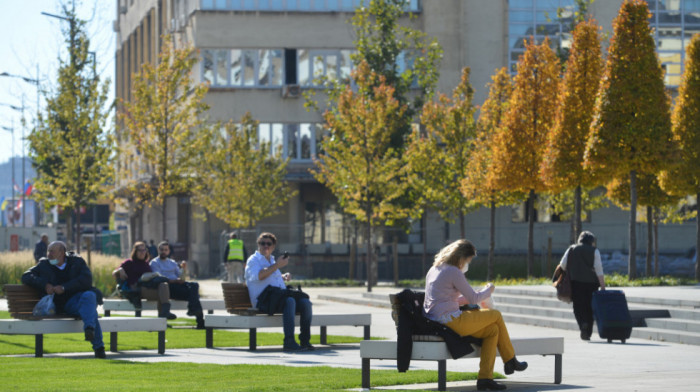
[223,231,248,282]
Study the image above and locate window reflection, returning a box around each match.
[300,123,313,159]
[230,49,242,85]
[287,124,299,159]
[243,50,256,86]
[272,124,284,157]
[216,50,228,85]
[298,49,310,85]
[203,50,214,84]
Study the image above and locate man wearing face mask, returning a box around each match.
[21,241,106,358]
[149,241,204,329]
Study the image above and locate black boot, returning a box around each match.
[504,357,528,375]
[476,379,506,390]
[159,303,177,320]
[196,313,205,329]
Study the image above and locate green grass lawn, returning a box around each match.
[0,357,479,391]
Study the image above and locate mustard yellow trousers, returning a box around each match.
[446,309,515,379]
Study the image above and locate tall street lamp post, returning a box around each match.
[1,122,15,226]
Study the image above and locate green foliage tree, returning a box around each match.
[491,38,561,277]
[413,67,478,239]
[461,67,519,280]
[541,19,603,241]
[191,114,294,229]
[117,35,209,239]
[313,61,414,292]
[584,0,675,279]
[350,0,443,148]
[28,3,111,251]
[659,33,700,280]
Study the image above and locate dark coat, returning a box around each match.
[21,253,102,313]
[395,289,481,372]
[33,240,48,262]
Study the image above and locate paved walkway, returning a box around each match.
[3,281,700,391]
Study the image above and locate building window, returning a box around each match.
[200,0,419,12]
[508,0,575,72]
[202,49,284,87]
[646,0,700,88]
[257,123,324,161]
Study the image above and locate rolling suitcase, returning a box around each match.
[592,290,633,343]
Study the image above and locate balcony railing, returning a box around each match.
[199,0,421,13]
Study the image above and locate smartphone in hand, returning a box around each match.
[283,251,289,259]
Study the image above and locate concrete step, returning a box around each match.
[496,302,575,320]
[631,326,700,346]
[669,308,700,321]
[317,294,389,308]
[645,317,700,333]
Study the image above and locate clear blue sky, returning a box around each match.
[0,0,115,165]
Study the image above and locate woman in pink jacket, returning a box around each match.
[423,239,527,391]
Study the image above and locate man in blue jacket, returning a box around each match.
[22,241,106,358]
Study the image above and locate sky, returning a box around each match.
[0,0,115,165]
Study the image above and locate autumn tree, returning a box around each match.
[412,67,478,239]
[659,33,700,280]
[191,114,293,229]
[118,35,209,240]
[29,3,111,251]
[313,61,414,292]
[541,19,603,241]
[491,38,561,277]
[461,67,519,280]
[584,0,674,279]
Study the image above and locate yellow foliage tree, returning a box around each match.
[491,38,561,277]
[584,0,674,279]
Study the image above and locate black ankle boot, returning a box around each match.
[476,379,506,390]
[504,357,528,375]
[159,303,177,320]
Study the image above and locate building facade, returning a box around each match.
[114,0,698,278]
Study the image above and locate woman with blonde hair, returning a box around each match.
[423,239,527,391]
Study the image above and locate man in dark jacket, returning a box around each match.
[22,241,106,358]
[33,233,49,263]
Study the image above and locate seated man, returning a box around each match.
[149,241,204,329]
[22,241,106,358]
[244,232,313,352]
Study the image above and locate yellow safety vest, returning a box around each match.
[227,239,244,261]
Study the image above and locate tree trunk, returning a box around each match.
[696,192,700,281]
[162,198,167,242]
[488,198,496,281]
[654,207,660,277]
[75,208,81,252]
[629,170,637,280]
[422,214,427,275]
[646,205,653,277]
[574,185,582,241]
[366,210,373,293]
[527,189,535,277]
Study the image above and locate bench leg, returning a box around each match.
[320,326,327,345]
[136,310,142,317]
[249,328,257,351]
[438,360,446,391]
[105,310,111,317]
[208,310,214,314]
[362,358,370,389]
[110,332,118,352]
[35,334,43,358]
[206,328,213,348]
[158,331,165,354]
[364,325,370,340]
[554,354,562,384]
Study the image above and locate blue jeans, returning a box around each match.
[63,291,104,350]
[282,296,312,346]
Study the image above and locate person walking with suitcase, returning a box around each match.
[558,231,606,340]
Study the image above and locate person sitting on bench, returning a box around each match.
[423,239,527,391]
[244,232,313,352]
[22,241,106,358]
[150,241,204,328]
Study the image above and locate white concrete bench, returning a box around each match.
[360,337,564,391]
[204,313,372,350]
[0,317,168,357]
[103,299,225,317]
